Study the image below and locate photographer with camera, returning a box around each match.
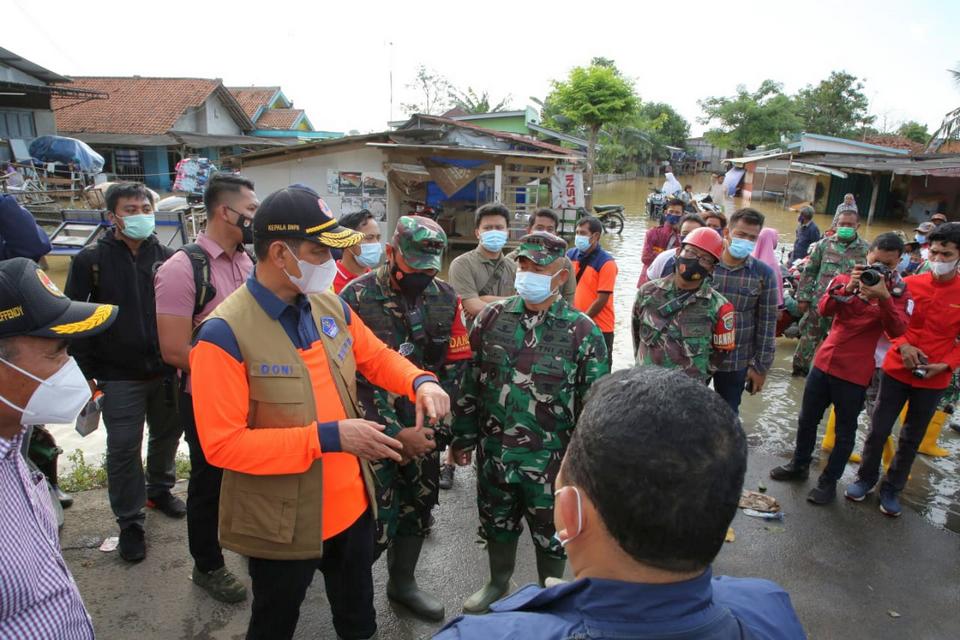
[771,233,910,505]
[846,223,960,516]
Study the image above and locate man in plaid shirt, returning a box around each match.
[710,208,779,414]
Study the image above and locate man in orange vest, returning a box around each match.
[190,184,450,640]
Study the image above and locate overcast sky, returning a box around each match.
[8,0,959,138]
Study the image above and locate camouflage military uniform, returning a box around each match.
[938,368,960,413]
[452,234,609,560]
[632,276,736,383]
[792,235,869,374]
[340,217,470,555]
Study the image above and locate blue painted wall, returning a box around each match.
[143,146,171,191]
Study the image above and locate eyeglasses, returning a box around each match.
[679,248,716,268]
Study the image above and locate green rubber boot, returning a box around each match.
[535,547,566,586]
[386,536,445,621]
[463,538,519,614]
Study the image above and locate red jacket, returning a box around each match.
[883,271,960,389]
[639,225,678,285]
[814,274,910,387]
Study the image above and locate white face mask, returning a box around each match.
[0,356,91,426]
[552,486,583,547]
[284,244,337,294]
[929,259,959,278]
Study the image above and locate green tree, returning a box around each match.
[637,102,690,147]
[795,71,875,137]
[896,120,930,143]
[401,65,451,116]
[698,80,801,154]
[927,62,960,151]
[448,87,511,114]
[546,62,639,207]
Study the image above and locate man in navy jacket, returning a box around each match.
[436,367,805,640]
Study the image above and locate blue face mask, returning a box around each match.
[119,213,155,240]
[665,214,681,226]
[915,234,926,244]
[574,235,592,252]
[728,237,755,259]
[514,270,560,304]
[356,242,382,268]
[897,252,911,273]
[480,230,508,252]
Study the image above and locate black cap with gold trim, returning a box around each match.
[253,184,364,249]
[0,257,118,339]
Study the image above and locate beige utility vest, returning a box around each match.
[203,286,376,560]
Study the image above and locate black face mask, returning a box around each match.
[392,263,434,297]
[677,256,711,283]
[228,207,254,244]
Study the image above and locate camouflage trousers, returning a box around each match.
[371,449,440,557]
[792,306,832,374]
[477,462,565,560]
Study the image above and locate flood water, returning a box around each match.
[592,175,960,534]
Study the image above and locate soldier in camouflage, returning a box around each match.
[633,227,736,383]
[792,209,870,376]
[340,215,471,622]
[451,231,609,614]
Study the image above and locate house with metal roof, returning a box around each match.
[0,47,107,162]
[227,86,342,141]
[51,77,292,191]
[231,114,584,244]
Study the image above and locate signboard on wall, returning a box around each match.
[551,168,584,209]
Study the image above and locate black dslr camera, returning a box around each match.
[859,262,893,287]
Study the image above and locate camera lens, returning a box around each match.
[860,269,881,286]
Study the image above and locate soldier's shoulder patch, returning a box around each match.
[722,311,734,331]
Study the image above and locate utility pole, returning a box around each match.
[388,41,394,123]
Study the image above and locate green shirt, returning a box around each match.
[452,295,609,484]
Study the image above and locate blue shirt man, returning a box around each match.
[792,206,821,262]
[436,367,804,640]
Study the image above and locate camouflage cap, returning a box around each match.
[515,231,568,266]
[393,215,447,270]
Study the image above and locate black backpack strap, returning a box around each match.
[178,243,217,317]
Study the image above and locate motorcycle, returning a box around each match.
[574,205,625,235]
[646,188,668,221]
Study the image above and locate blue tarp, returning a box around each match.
[28,136,105,173]
[425,157,487,207]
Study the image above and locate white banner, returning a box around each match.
[551,168,584,209]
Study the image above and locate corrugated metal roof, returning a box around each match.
[366,142,581,162]
[806,153,960,176]
[725,152,791,165]
[0,47,70,84]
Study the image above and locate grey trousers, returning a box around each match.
[101,377,181,529]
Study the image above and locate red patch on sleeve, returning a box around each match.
[713,302,736,351]
[447,297,473,361]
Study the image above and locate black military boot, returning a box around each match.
[386,536,445,621]
[807,477,837,505]
[769,460,809,481]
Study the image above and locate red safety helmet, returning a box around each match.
[682,226,724,261]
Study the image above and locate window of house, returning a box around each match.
[0,110,37,139]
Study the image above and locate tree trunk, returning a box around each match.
[585,125,599,210]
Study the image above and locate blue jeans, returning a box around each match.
[712,368,749,414]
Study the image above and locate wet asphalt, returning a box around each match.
[60,447,959,640]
